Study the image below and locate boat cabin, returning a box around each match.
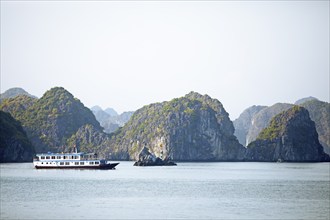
[34,152,98,161]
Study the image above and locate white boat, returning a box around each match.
[33,152,119,169]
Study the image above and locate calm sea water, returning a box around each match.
[1,162,329,220]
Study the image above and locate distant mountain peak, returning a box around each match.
[233,105,267,146]
[1,87,37,100]
[91,105,103,112]
[294,97,318,105]
[43,86,72,98]
[104,108,118,117]
[185,91,203,98]
[184,91,213,102]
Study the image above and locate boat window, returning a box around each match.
[63,156,67,159]
[95,162,99,165]
[65,162,70,165]
[51,156,55,159]
[74,162,79,165]
[41,156,45,159]
[80,162,84,165]
[60,162,64,165]
[57,156,61,159]
[90,162,94,165]
[46,156,50,159]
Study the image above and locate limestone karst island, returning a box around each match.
[1,87,329,164]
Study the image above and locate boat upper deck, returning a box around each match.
[34,152,99,161]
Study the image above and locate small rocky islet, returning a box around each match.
[133,147,176,166]
[1,87,329,164]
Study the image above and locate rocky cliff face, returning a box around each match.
[0,111,35,162]
[299,99,330,155]
[233,105,267,146]
[106,92,245,161]
[245,106,330,162]
[66,124,111,156]
[246,103,293,145]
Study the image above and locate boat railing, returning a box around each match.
[33,156,104,161]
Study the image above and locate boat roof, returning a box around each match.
[36,152,96,156]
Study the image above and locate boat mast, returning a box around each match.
[74,144,78,153]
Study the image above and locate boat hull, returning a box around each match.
[34,163,119,170]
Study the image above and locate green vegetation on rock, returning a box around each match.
[246,106,329,162]
[0,87,103,153]
[0,95,37,121]
[245,103,294,145]
[257,105,302,140]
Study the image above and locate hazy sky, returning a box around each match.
[1,1,329,120]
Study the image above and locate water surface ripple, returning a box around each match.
[1,162,329,219]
